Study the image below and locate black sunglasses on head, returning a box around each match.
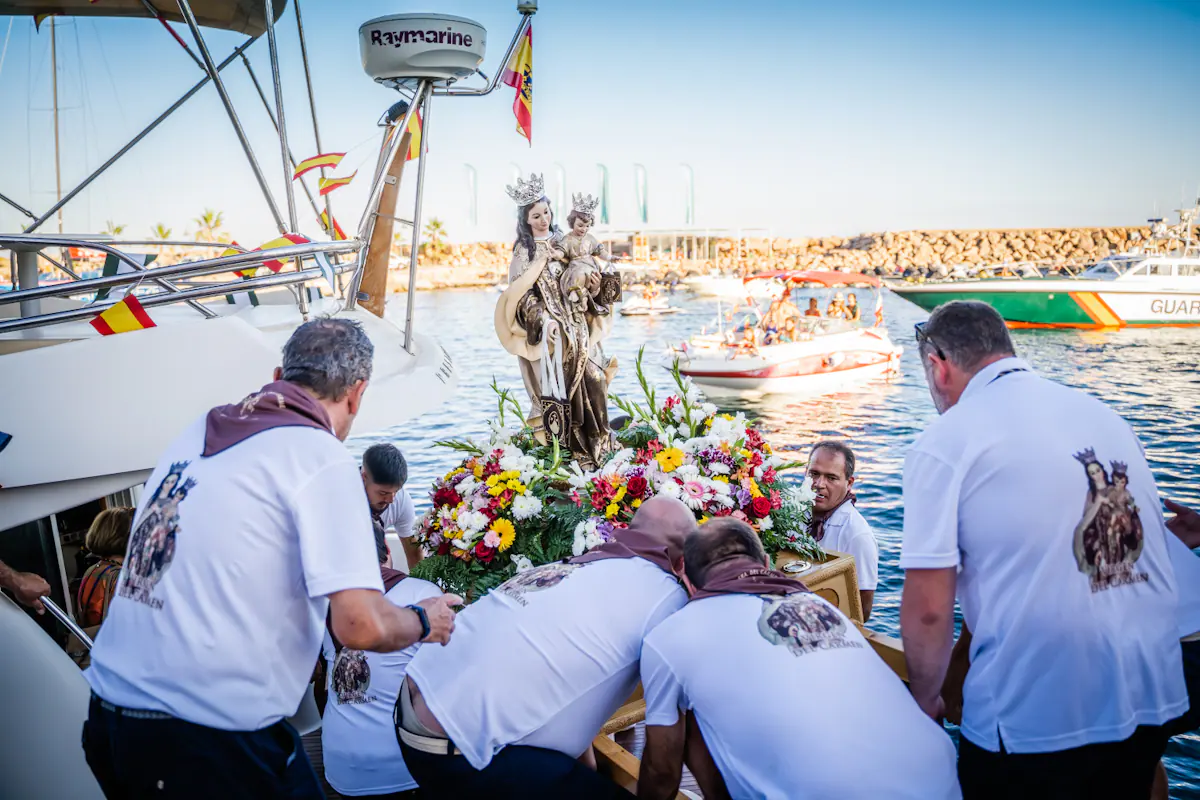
[914,321,946,360]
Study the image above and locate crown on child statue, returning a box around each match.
[571,192,600,216]
[1073,448,1097,465]
[505,173,545,207]
[1110,460,1128,477]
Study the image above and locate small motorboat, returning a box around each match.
[665,271,902,397]
[620,284,680,316]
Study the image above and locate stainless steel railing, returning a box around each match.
[41,596,93,651]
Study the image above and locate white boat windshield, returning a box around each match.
[1080,254,1143,280]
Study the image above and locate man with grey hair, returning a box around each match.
[900,301,1185,798]
[83,318,460,799]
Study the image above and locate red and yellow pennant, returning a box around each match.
[501,22,533,144]
[90,295,156,336]
[293,152,344,180]
[256,233,312,273]
[319,211,348,241]
[318,172,356,196]
[405,111,423,161]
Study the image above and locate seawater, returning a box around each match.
[354,287,1200,796]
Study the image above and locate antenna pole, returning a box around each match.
[293,0,336,238]
[50,18,62,233]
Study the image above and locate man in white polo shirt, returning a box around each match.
[82,319,459,799]
[806,440,879,619]
[638,518,959,799]
[361,442,422,570]
[397,496,696,798]
[321,521,441,799]
[900,301,1186,798]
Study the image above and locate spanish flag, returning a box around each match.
[319,172,356,196]
[320,211,348,241]
[294,152,344,180]
[256,233,312,273]
[501,22,533,144]
[90,295,156,336]
[405,111,423,161]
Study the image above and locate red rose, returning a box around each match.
[749,496,772,519]
[627,476,648,498]
[437,541,451,556]
[474,541,495,563]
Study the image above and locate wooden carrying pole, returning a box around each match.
[359,131,412,318]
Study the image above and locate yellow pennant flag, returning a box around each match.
[319,172,357,196]
[90,295,156,336]
[501,23,533,144]
[294,152,344,180]
[405,111,423,162]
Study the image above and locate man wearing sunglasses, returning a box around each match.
[899,300,1185,799]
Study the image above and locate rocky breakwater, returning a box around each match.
[734,226,1161,273]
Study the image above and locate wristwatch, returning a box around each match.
[406,604,431,641]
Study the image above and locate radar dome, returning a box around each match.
[359,14,487,84]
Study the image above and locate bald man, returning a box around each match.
[397,497,696,798]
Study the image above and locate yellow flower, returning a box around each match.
[739,449,753,460]
[613,486,627,503]
[656,447,684,473]
[506,479,524,492]
[473,464,483,478]
[713,475,729,484]
[698,515,710,524]
[486,475,500,488]
[445,467,465,481]
[632,498,642,509]
[491,519,516,551]
[749,481,763,499]
[605,503,620,519]
[762,443,773,454]
[487,484,506,497]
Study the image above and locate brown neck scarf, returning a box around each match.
[568,523,676,576]
[203,380,332,457]
[689,557,809,602]
[807,491,856,542]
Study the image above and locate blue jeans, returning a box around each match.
[82,693,324,799]
[399,739,632,799]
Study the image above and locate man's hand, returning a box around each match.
[416,594,461,645]
[918,693,946,723]
[0,561,49,614]
[1165,499,1200,550]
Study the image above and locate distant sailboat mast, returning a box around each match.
[50,17,62,233]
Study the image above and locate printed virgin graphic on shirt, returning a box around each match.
[756,594,862,657]
[496,562,579,606]
[332,649,374,705]
[1072,448,1148,593]
[119,462,196,610]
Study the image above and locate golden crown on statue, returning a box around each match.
[505,173,545,207]
[571,192,600,216]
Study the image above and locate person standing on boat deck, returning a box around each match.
[361,443,423,571]
[900,300,1185,799]
[637,518,959,800]
[396,496,696,799]
[82,319,459,800]
[804,297,822,317]
[826,291,847,319]
[806,441,878,620]
[321,521,441,800]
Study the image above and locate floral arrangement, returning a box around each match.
[410,359,823,600]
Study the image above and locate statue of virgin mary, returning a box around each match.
[494,174,621,469]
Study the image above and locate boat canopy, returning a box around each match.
[744,270,882,288]
[0,0,286,36]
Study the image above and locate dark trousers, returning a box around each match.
[958,724,1170,800]
[82,693,324,799]
[399,739,632,799]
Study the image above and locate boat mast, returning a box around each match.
[50,18,62,233]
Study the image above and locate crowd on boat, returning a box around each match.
[5,300,1200,799]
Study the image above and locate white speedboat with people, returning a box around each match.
[665,271,902,397]
[620,283,680,316]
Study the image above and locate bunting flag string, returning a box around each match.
[293,152,344,180]
[90,295,156,336]
[318,172,357,196]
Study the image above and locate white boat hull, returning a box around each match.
[682,275,778,299]
[669,328,902,397]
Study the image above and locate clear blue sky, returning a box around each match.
[1,0,1198,244]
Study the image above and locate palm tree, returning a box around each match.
[423,218,447,248]
[151,223,172,241]
[193,209,225,243]
[101,220,126,237]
